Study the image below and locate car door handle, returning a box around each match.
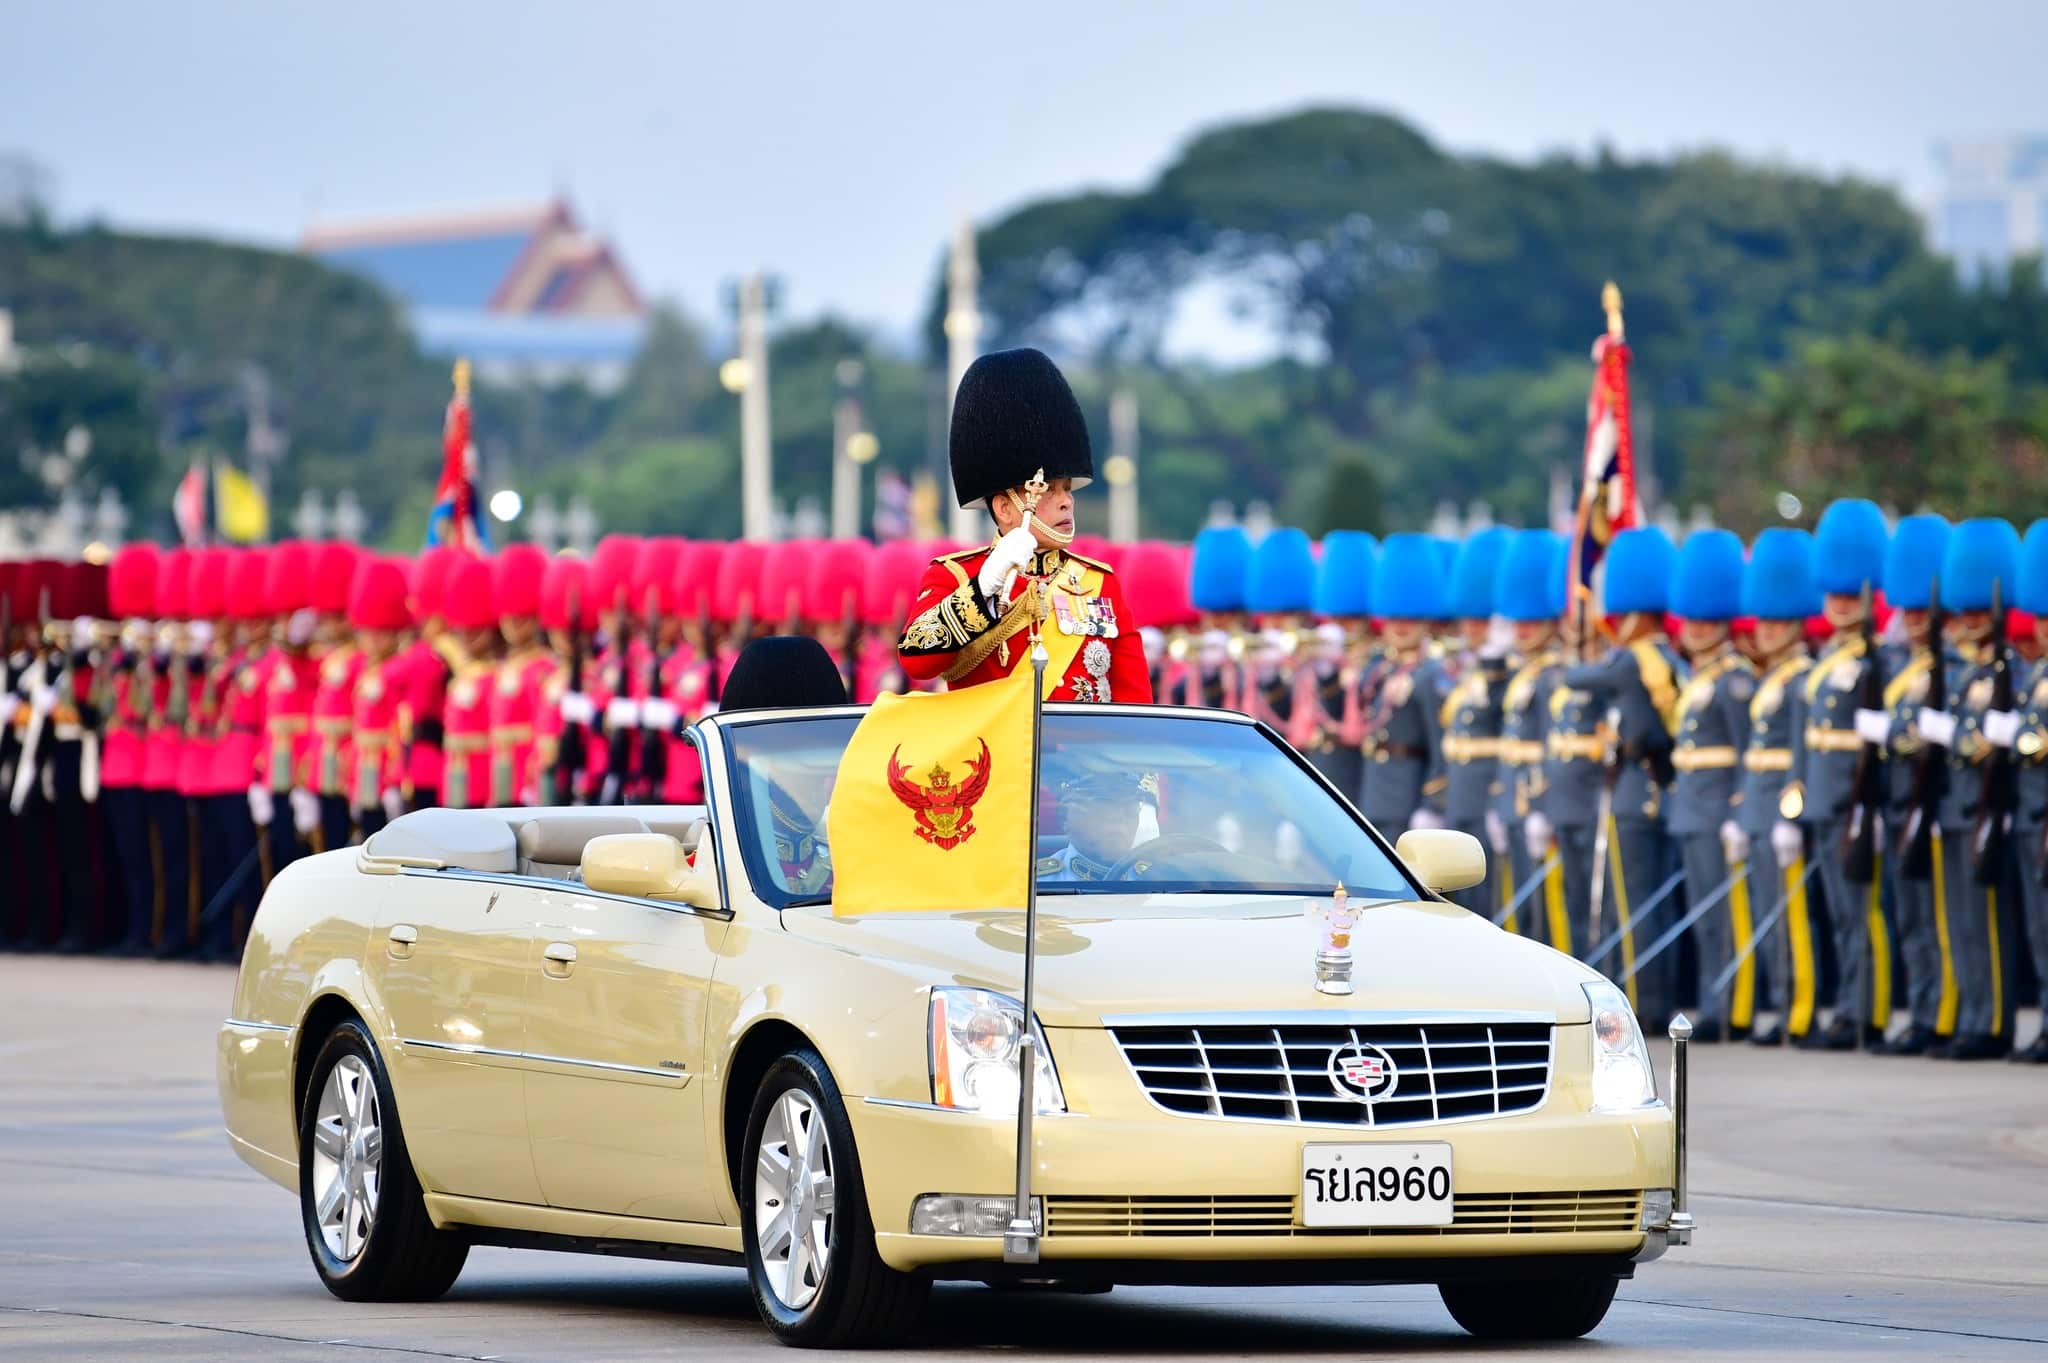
[542,941,577,977]
[387,924,417,959]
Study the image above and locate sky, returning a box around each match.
[7,0,2045,348]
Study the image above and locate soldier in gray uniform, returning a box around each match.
[1535,616,1609,959]
[1921,518,2024,1060]
[1786,499,1892,1051]
[1738,530,1820,1046]
[1666,530,1756,1039]
[2014,519,2048,1064]
[1561,527,1686,1025]
[1297,531,1377,798]
[1440,528,1512,914]
[1875,514,1952,1056]
[1492,530,1570,943]
[1356,534,1451,837]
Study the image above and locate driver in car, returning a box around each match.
[1037,769,1159,882]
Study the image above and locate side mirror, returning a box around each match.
[1393,828,1486,895]
[581,832,720,910]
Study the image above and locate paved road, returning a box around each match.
[2,956,2043,1361]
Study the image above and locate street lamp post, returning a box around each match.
[1107,388,1139,543]
[729,273,776,542]
[831,359,868,540]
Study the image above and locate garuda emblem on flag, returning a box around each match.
[887,740,991,849]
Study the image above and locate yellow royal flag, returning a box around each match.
[214,463,269,543]
[827,671,1035,915]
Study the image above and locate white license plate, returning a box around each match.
[1300,1141,1454,1227]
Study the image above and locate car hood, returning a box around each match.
[779,895,1596,1027]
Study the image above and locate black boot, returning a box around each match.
[1937,1032,2009,1061]
[1797,1018,1858,1051]
[1749,1023,1786,1047]
[1878,1024,1936,1056]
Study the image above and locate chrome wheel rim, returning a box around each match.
[752,1088,835,1310]
[310,1055,382,1263]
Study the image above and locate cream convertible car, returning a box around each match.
[219,704,1689,1347]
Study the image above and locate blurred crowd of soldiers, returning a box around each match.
[4,499,2047,1063]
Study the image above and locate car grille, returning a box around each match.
[1044,1190,1642,1238]
[1109,1020,1552,1127]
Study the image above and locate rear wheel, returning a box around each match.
[741,1048,928,1346]
[1438,1271,1618,1340]
[298,1019,468,1301]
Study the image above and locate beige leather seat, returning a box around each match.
[514,813,651,880]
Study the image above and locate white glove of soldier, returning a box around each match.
[247,782,274,828]
[1854,707,1892,745]
[1917,707,1958,748]
[559,690,595,725]
[381,787,406,822]
[70,617,96,652]
[977,525,1041,599]
[604,696,640,729]
[1770,819,1805,864]
[1982,708,2022,750]
[640,698,678,730]
[1720,818,1749,865]
[1524,811,1554,859]
[185,620,214,649]
[1407,808,1446,832]
[29,683,58,718]
[1484,808,1509,855]
[290,787,319,836]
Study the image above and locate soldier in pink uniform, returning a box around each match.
[253,542,319,880]
[536,554,593,804]
[346,558,413,839]
[489,544,558,807]
[301,543,364,852]
[805,540,868,698]
[437,556,499,809]
[400,546,465,810]
[206,547,271,956]
[583,535,645,805]
[102,544,159,954]
[855,540,921,702]
[141,549,192,956]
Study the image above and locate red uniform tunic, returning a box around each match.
[582,638,651,802]
[655,649,715,803]
[440,649,495,809]
[398,637,447,801]
[347,654,406,813]
[178,647,229,798]
[302,644,363,798]
[491,646,561,807]
[214,645,268,796]
[141,649,183,794]
[897,546,1151,702]
[256,649,317,793]
[101,651,151,789]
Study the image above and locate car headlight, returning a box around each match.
[1584,980,1659,1112]
[928,987,1065,1114]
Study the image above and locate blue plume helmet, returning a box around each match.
[1741,528,1820,621]
[1813,498,1888,595]
[1881,514,1951,611]
[1449,526,1512,620]
[1373,533,1449,620]
[2020,520,2048,617]
[1940,518,2020,612]
[1494,529,1565,622]
[1314,531,1376,617]
[1601,526,1677,615]
[1246,527,1316,615]
[1188,524,1252,613]
[1672,528,1745,622]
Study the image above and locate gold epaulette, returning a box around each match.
[1061,549,1113,574]
[932,546,985,565]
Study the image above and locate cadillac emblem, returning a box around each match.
[1327,1042,1398,1103]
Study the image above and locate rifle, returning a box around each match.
[8,587,53,814]
[551,582,587,803]
[1841,584,1885,882]
[1971,581,2017,885]
[1901,578,1947,879]
[639,586,669,797]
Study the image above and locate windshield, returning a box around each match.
[719,709,1417,910]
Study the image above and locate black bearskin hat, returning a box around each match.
[948,347,1094,509]
[719,636,850,712]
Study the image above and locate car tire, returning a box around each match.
[1438,1270,1618,1340]
[298,1018,468,1302]
[741,1047,928,1347]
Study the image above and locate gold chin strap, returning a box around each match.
[1002,468,1075,548]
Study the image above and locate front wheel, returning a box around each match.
[298,1018,468,1301]
[741,1047,928,1346]
[1438,1271,1619,1340]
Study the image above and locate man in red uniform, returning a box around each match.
[897,348,1149,703]
[347,557,413,838]
[301,543,363,851]
[253,542,319,881]
[490,544,558,807]
[180,548,235,957]
[438,556,499,809]
[400,546,465,811]
[211,547,271,954]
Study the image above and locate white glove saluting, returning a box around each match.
[977,526,1041,601]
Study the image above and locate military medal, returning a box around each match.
[1076,637,1112,702]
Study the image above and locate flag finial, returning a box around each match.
[452,357,471,400]
[1601,282,1624,341]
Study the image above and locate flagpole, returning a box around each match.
[1005,474,1051,1267]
